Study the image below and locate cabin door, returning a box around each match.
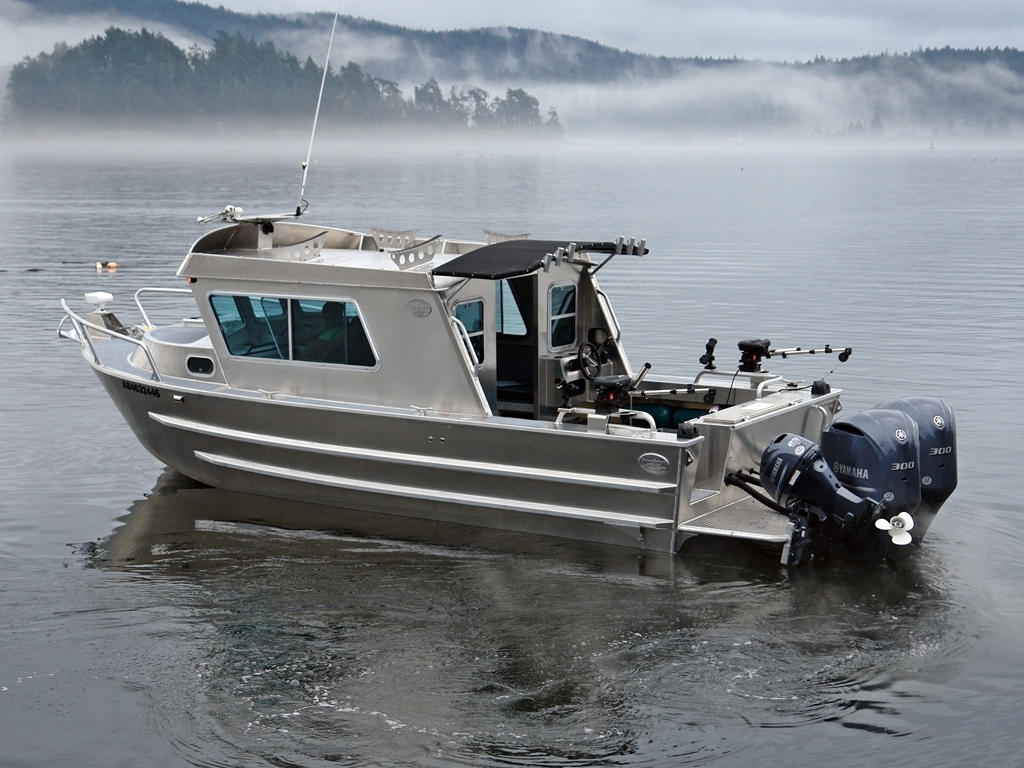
[494,274,538,417]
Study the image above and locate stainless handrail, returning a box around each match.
[450,316,481,369]
[593,287,622,342]
[133,287,193,327]
[811,404,832,437]
[554,406,657,437]
[690,370,786,400]
[57,311,99,365]
[59,299,163,382]
[755,376,785,398]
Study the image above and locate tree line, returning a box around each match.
[3,27,564,135]
[18,2,1024,84]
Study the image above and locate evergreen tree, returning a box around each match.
[3,26,560,137]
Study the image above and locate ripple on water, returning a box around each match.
[42,473,972,766]
[3,146,1024,766]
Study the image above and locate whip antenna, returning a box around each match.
[295,0,342,217]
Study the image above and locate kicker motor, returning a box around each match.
[758,396,957,565]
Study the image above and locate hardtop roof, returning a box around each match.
[431,239,621,280]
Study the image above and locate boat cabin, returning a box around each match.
[172,221,662,424]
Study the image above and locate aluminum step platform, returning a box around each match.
[678,497,792,543]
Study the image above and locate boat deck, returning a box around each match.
[678,496,792,543]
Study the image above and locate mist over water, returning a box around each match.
[4,2,1024,142]
[1,137,1024,766]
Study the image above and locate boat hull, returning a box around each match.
[95,366,697,552]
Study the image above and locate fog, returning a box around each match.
[521,63,1024,140]
[0,1,206,65]
[2,1,1022,144]
[222,0,1024,61]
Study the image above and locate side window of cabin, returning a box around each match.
[454,299,485,364]
[292,299,376,367]
[549,283,576,349]
[210,295,376,368]
[495,279,527,336]
[210,294,287,359]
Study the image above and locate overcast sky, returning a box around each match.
[2,0,1024,66]
[230,0,1024,60]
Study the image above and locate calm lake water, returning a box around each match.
[2,136,1023,767]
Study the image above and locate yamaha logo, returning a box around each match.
[895,429,907,442]
[833,461,869,480]
[933,415,945,428]
[794,445,805,456]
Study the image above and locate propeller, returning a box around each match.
[875,511,915,545]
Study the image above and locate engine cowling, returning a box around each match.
[874,397,957,537]
[818,409,922,517]
[758,397,957,563]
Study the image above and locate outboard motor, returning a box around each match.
[760,434,885,564]
[819,409,922,518]
[874,397,957,537]
[759,397,957,564]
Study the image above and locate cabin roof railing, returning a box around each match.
[186,221,648,281]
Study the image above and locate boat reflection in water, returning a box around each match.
[84,468,960,761]
[96,468,702,579]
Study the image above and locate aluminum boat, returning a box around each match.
[59,210,958,564]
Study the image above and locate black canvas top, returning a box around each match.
[431,239,625,280]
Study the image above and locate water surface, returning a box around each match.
[1,138,1023,766]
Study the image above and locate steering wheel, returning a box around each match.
[577,342,603,381]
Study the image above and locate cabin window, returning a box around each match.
[291,299,376,367]
[209,294,376,367]
[210,294,288,359]
[495,279,527,336]
[454,298,485,364]
[549,282,577,349]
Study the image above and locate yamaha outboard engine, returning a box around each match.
[759,397,957,564]
[820,397,956,543]
[872,397,957,537]
[760,434,885,564]
[819,409,922,518]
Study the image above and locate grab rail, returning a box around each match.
[756,376,784,398]
[555,406,657,437]
[593,288,622,342]
[450,316,481,369]
[59,298,163,382]
[133,287,194,328]
[692,369,784,399]
[57,311,99,366]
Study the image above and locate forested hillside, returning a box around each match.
[7,0,1024,135]
[13,0,686,83]
[3,28,564,134]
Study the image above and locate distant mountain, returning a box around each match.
[9,0,1024,136]
[15,0,692,83]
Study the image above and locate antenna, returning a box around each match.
[295,0,343,217]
